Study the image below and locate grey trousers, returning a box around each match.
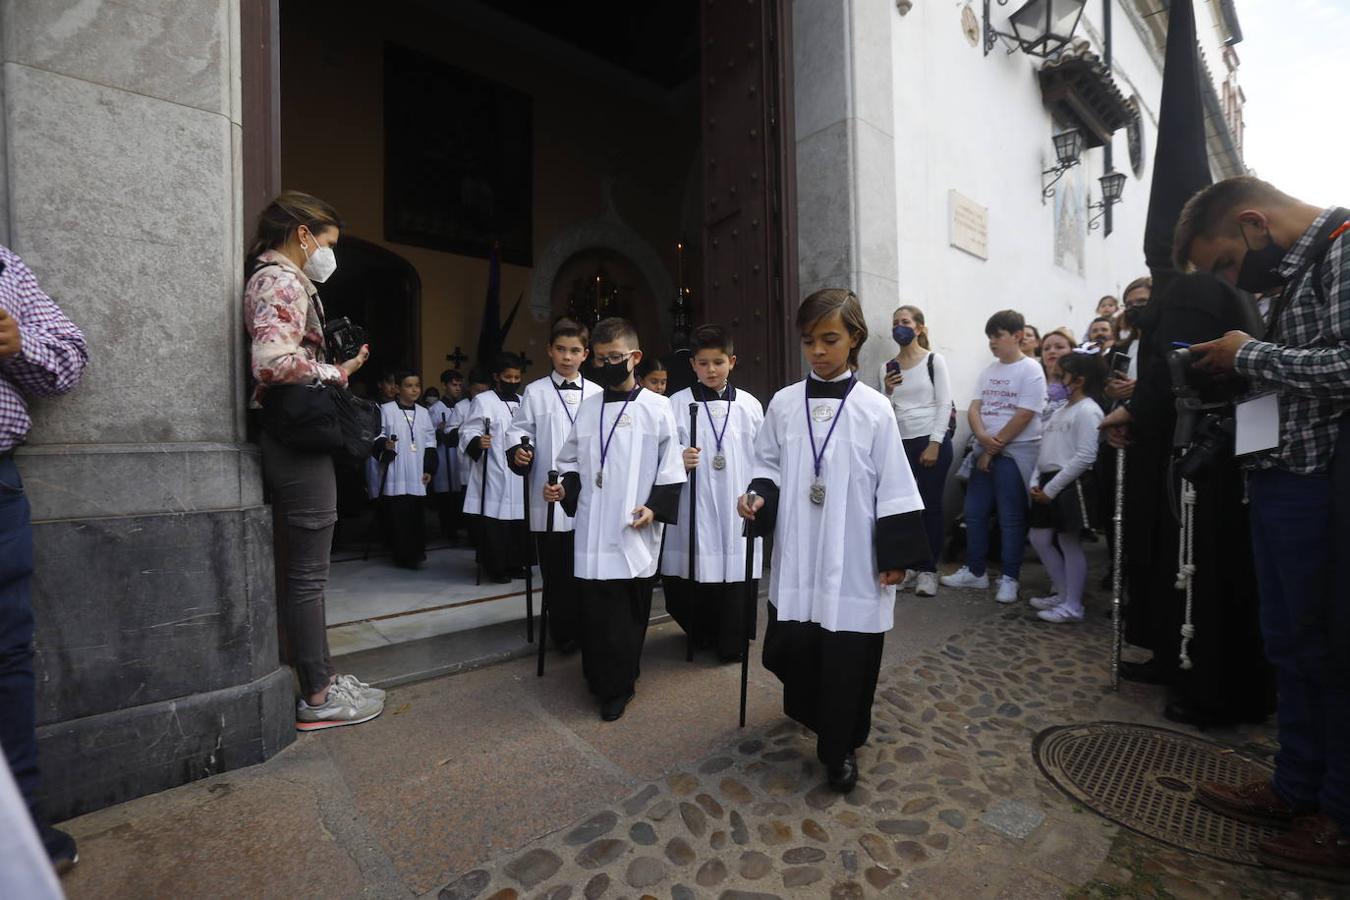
[260,432,337,696]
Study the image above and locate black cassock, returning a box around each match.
[1124,274,1273,721]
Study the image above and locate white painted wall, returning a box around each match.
[856,0,1172,413]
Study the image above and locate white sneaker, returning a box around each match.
[940,567,989,590]
[1037,604,1084,624]
[915,572,939,597]
[995,576,1020,604]
[1029,594,1061,611]
[296,681,384,732]
[900,570,918,593]
[336,673,386,703]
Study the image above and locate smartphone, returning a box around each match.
[1110,353,1131,378]
[885,359,901,376]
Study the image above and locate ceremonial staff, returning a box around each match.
[476,421,490,586]
[1111,447,1126,690]
[686,402,699,662]
[521,436,535,644]
[537,469,559,677]
[739,490,758,727]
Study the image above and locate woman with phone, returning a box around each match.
[880,305,954,597]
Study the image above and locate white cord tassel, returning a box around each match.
[1176,480,1197,670]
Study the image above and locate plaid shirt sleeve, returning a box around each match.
[1235,234,1350,399]
[0,246,89,398]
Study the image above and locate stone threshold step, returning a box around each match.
[333,590,672,690]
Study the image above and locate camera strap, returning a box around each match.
[1265,207,1350,342]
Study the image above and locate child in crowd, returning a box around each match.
[373,371,438,568]
[661,324,764,661]
[1038,328,1076,424]
[1028,350,1105,624]
[366,371,400,503]
[420,387,440,407]
[507,318,601,653]
[1020,325,1042,358]
[461,354,527,583]
[880,305,954,599]
[428,369,465,542]
[942,310,1045,603]
[636,357,669,395]
[546,317,686,721]
[740,289,929,793]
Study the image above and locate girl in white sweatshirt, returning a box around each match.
[1027,349,1105,623]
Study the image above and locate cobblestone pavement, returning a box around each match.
[438,604,1338,900]
[57,559,1345,900]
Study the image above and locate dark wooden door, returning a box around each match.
[700,0,798,402]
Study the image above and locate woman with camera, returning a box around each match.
[880,305,954,598]
[244,191,385,731]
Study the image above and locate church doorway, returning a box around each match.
[241,0,797,662]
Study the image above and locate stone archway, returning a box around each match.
[528,190,675,339]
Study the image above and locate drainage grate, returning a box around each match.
[1033,722,1281,865]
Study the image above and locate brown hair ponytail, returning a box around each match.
[246,190,344,274]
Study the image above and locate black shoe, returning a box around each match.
[600,692,635,722]
[1164,699,1268,731]
[1119,659,1176,686]
[827,752,859,793]
[43,826,78,874]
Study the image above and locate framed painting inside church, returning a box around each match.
[384,43,533,265]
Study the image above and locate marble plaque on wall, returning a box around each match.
[948,190,989,260]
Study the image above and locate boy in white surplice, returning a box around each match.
[739,289,931,794]
[506,318,602,654]
[661,324,764,662]
[546,318,687,722]
[460,354,528,583]
[373,371,438,568]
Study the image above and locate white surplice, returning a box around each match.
[660,385,764,582]
[460,390,524,519]
[506,372,602,533]
[753,374,924,633]
[556,388,687,580]
[377,401,437,497]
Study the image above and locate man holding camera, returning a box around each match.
[1177,176,1350,879]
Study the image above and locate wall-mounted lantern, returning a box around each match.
[1088,170,1127,230]
[985,0,1088,58]
[1042,128,1084,201]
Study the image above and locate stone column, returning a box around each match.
[791,0,900,376]
[1,0,291,820]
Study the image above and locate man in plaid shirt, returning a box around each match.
[0,244,88,874]
[1178,177,1350,880]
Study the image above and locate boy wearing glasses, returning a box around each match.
[545,318,686,721]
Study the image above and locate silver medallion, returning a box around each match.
[811,404,835,423]
[712,453,726,470]
[810,479,826,505]
[595,471,604,489]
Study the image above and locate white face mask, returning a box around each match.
[301,230,337,283]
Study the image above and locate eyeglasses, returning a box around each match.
[595,351,634,365]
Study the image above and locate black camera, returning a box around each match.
[324,316,367,363]
[1177,414,1235,481]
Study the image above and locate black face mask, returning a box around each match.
[496,382,520,399]
[1236,223,1289,294]
[592,359,633,389]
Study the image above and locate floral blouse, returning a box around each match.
[243,249,346,405]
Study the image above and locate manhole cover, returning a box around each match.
[1033,722,1280,865]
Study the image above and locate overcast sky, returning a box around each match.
[1236,0,1350,205]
